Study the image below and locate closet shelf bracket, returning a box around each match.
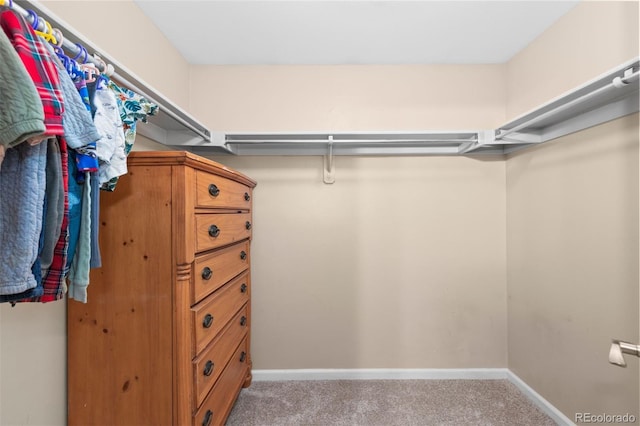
[323,136,336,184]
[496,58,640,154]
[459,130,496,153]
[209,58,639,160]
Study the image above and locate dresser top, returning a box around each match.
[127,151,256,188]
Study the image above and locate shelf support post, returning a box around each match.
[323,136,336,184]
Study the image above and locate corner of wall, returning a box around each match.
[505,0,639,120]
[504,1,639,419]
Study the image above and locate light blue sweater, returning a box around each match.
[0,142,48,296]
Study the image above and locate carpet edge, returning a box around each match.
[252,367,509,381]
[507,370,575,426]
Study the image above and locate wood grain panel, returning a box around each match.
[126,151,257,189]
[68,165,174,426]
[193,241,250,304]
[193,338,249,426]
[192,271,250,355]
[173,164,197,426]
[193,305,249,407]
[195,213,252,253]
[195,170,253,210]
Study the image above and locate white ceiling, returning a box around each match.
[133,0,580,65]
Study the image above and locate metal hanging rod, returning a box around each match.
[8,0,212,143]
[226,138,477,145]
[497,63,639,141]
[6,0,114,74]
[6,0,636,157]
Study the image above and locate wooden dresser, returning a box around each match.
[67,151,257,426]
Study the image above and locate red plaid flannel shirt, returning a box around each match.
[0,8,64,136]
[39,136,69,302]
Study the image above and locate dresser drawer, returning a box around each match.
[193,241,249,304]
[193,306,249,408]
[195,213,252,253]
[196,170,252,210]
[192,271,250,355]
[193,337,249,426]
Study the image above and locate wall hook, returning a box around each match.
[609,339,640,367]
[323,136,335,184]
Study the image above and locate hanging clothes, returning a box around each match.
[0,142,48,300]
[0,8,64,140]
[74,66,103,269]
[39,137,64,275]
[19,136,70,303]
[0,4,159,303]
[67,168,91,303]
[94,77,127,185]
[50,46,100,152]
[49,42,100,301]
[0,8,59,302]
[0,27,45,160]
[103,80,158,191]
[89,173,101,268]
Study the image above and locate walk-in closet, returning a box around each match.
[0,1,638,425]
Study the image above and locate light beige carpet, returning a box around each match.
[226,379,557,425]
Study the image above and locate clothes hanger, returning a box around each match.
[73,42,88,65]
[27,9,80,81]
[52,39,82,81]
[81,62,99,83]
[93,53,115,78]
[61,51,82,80]
[72,43,100,83]
[51,27,63,48]
[71,43,94,82]
[19,9,113,85]
[36,21,58,45]
[24,9,81,82]
[26,9,58,45]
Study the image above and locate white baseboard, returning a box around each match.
[252,368,573,425]
[252,368,509,381]
[507,371,575,426]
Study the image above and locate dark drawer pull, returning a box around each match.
[245,221,252,230]
[240,351,246,363]
[240,283,247,293]
[208,225,220,238]
[240,316,247,327]
[202,314,214,328]
[244,192,251,201]
[202,409,213,426]
[203,360,214,377]
[240,251,247,260]
[201,267,213,280]
[208,184,220,197]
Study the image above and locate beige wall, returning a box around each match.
[189,63,509,370]
[505,0,640,422]
[0,2,187,425]
[507,115,639,420]
[506,1,639,120]
[190,64,506,131]
[210,155,507,370]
